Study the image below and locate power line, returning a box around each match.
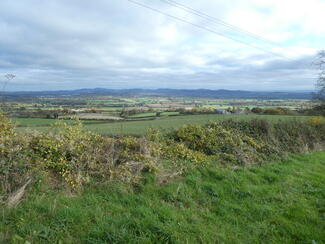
[161,0,281,48]
[127,0,288,59]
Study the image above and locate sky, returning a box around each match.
[0,0,324,91]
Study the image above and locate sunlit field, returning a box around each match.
[14,114,309,135]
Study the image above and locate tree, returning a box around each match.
[251,107,263,114]
[1,74,16,107]
[311,50,325,116]
[314,50,325,102]
[2,74,15,92]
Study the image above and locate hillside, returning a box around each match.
[2,88,313,100]
[1,152,325,243]
[1,113,325,243]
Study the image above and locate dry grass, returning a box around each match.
[6,178,31,209]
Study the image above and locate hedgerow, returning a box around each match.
[0,113,324,205]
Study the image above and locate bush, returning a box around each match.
[165,119,324,165]
[1,119,161,199]
[1,113,324,204]
[251,107,299,116]
[0,113,32,198]
[308,116,325,126]
[167,123,271,165]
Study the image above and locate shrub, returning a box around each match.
[1,119,161,199]
[163,143,208,164]
[0,112,15,139]
[167,123,270,165]
[0,113,32,198]
[308,116,325,126]
[251,107,263,114]
[1,113,324,204]
[165,119,324,165]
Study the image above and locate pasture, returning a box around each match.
[11,118,76,126]
[11,118,98,127]
[14,114,309,135]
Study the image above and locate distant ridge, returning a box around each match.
[2,88,313,99]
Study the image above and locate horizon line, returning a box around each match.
[1,88,315,93]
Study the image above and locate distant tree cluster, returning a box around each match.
[119,108,151,118]
[251,107,298,115]
[9,108,73,119]
[178,107,216,115]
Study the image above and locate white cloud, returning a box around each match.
[156,25,179,43]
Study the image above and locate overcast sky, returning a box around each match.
[0,0,324,91]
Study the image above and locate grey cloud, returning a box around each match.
[0,0,321,91]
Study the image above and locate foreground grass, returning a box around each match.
[1,152,324,243]
[15,114,309,135]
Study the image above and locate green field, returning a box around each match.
[129,112,180,118]
[2,152,324,243]
[129,112,157,118]
[11,118,76,126]
[161,112,180,116]
[11,118,98,127]
[84,114,309,135]
[14,114,310,135]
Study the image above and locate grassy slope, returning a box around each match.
[15,114,309,135]
[11,118,75,126]
[11,118,97,127]
[1,152,324,243]
[84,114,308,135]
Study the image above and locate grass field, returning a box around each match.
[1,152,324,243]
[129,112,180,118]
[161,112,180,116]
[14,114,310,135]
[11,118,76,126]
[129,112,157,118]
[11,118,97,127]
[84,114,309,135]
